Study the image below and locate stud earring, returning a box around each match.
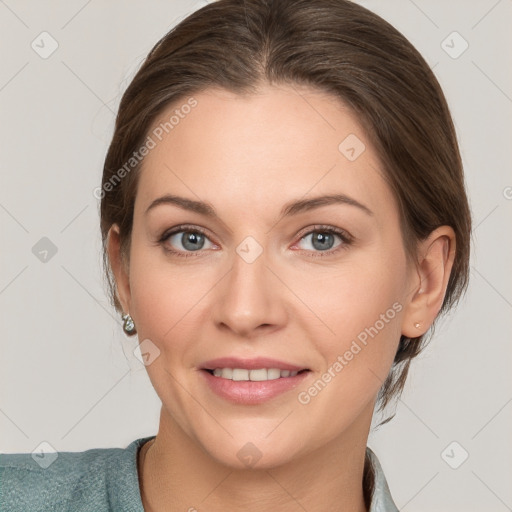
[122,313,137,336]
[414,322,421,329]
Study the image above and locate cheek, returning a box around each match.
[132,282,205,349]
[127,246,229,375]
[294,267,404,425]
[300,251,406,374]
[127,244,204,341]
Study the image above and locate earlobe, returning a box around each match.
[401,226,456,338]
[106,224,132,314]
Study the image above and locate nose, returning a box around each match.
[212,246,288,339]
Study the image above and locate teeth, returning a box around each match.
[232,368,249,381]
[249,369,268,381]
[210,368,302,381]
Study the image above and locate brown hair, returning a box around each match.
[100,0,471,419]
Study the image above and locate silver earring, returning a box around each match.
[122,313,137,336]
[414,322,421,329]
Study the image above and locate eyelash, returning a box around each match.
[157,224,354,259]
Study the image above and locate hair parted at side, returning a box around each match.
[100,0,471,415]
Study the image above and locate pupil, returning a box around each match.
[182,232,204,251]
[312,232,333,251]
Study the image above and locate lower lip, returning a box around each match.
[200,370,310,405]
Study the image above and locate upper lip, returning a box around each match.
[200,357,308,372]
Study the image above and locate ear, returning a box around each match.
[106,224,132,314]
[401,226,456,338]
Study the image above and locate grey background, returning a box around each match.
[1,1,511,510]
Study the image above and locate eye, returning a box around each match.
[294,226,353,256]
[159,225,216,256]
[158,224,352,258]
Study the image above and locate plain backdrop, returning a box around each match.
[1,1,511,511]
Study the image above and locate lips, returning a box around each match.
[209,368,302,381]
[201,357,307,372]
[199,357,311,404]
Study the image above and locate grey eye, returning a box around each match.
[168,231,211,251]
[298,231,342,252]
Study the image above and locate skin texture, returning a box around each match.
[108,84,456,512]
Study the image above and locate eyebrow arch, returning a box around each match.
[144,193,373,218]
[145,195,216,217]
[281,194,373,217]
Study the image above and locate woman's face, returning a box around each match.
[118,84,417,468]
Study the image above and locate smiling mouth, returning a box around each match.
[203,368,310,381]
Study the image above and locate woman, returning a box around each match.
[0,0,471,510]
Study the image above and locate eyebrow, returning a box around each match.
[144,193,374,218]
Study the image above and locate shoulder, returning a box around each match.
[0,436,154,512]
[366,447,399,512]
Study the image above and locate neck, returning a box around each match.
[139,406,373,512]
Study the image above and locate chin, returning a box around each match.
[204,437,302,471]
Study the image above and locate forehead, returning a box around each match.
[134,84,396,221]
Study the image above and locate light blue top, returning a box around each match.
[0,436,398,511]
